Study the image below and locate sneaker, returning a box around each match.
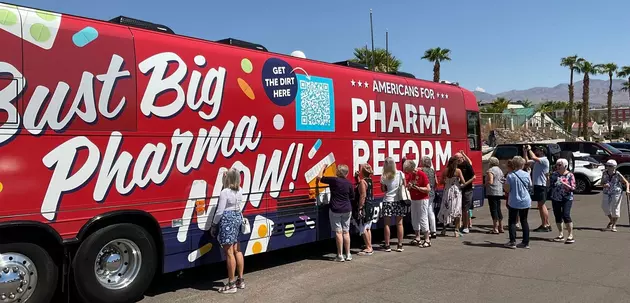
[218,281,238,294]
[335,255,345,262]
[533,225,547,232]
[604,223,612,231]
[430,232,437,239]
[461,228,470,234]
[565,238,575,244]
[384,245,392,252]
[344,253,353,261]
[504,242,516,249]
[612,226,618,232]
[236,278,246,289]
[396,244,404,252]
[517,243,530,249]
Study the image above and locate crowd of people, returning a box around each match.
[208,145,630,293]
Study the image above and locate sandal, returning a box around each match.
[218,281,237,294]
[236,278,246,289]
[410,239,421,246]
[358,250,374,256]
[487,230,500,234]
[419,240,431,248]
[553,236,565,242]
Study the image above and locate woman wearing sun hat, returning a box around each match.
[601,159,630,232]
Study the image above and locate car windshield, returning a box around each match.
[601,143,623,154]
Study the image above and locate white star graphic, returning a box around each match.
[441,93,445,98]
[358,81,363,88]
[444,93,449,99]
[351,79,356,87]
[364,81,369,89]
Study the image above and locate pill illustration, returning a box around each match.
[187,243,213,262]
[308,139,322,159]
[0,181,3,193]
[36,10,57,21]
[0,9,18,26]
[241,58,253,73]
[284,224,295,238]
[237,78,255,100]
[30,23,51,42]
[72,26,98,47]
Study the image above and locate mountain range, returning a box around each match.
[474,79,630,106]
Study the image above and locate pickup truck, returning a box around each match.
[556,141,630,180]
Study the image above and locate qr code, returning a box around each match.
[296,75,335,132]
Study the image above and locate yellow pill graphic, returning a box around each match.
[0,9,18,26]
[284,224,295,238]
[237,78,255,100]
[30,23,51,42]
[257,224,268,238]
[241,58,253,73]
[252,241,263,254]
[198,243,213,256]
[0,182,3,193]
[36,11,57,21]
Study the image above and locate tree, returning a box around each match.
[421,47,451,82]
[601,63,618,133]
[575,101,583,133]
[560,55,580,132]
[351,47,401,72]
[575,59,601,138]
[519,99,533,107]
[617,66,630,104]
[481,97,510,113]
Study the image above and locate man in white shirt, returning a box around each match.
[524,145,552,232]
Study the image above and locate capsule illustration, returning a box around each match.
[308,139,322,159]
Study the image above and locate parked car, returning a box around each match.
[572,152,603,194]
[486,143,575,175]
[556,141,630,180]
[608,142,630,150]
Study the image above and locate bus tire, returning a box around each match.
[73,223,157,303]
[0,242,58,303]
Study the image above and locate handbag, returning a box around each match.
[397,171,412,206]
[236,192,251,235]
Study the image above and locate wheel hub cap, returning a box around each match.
[94,239,142,290]
[0,253,37,303]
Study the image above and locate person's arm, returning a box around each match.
[618,172,630,192]
[503,174,511,193]
[358,180,367,209]
[461,151,472,164]
[212,190,228,225]
[562,173,576,191]
[456,169,467,185]
[413,172,431,193]
[486,170,494,186]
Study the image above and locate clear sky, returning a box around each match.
[12,0,630,94]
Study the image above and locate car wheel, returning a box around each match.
[72,223,157,303]
[574,175,591,194]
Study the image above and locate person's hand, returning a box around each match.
[603,183,610,189]
[210,225,218,238]
[472,175,477,181]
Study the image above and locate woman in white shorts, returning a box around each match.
[601,160,629,232]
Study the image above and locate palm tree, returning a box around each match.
[601,63,618,133]
[575,59,601,138]
[519,99,533,108]
[351,47,401,72]
[560,55,580,132]
[617,66,630,105]
[421,47,451,82]
[620,81,630,100]
[575,101,583,134]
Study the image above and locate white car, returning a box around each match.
[571,152,604,194]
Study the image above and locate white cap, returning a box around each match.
[290,50,306,58]
[605,159,617,167]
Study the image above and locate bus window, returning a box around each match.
[467,111,481,151]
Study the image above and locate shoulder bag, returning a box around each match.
[397,171,412,206]
[236,191,251,235]
[514,171,534,196]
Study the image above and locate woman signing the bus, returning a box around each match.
[354,164,375,255]
[211,168,246,294]
[438,157,470,237]
[317,164,354,262]
[380,157,408,252]
[601,160,629,232]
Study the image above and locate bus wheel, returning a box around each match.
[0,242,58,303]
[73,223,157,303]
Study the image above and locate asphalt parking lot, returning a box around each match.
[139,192,630,303]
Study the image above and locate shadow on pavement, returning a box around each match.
[462,240,506,248]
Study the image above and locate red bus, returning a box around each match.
[0,3,482,302]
